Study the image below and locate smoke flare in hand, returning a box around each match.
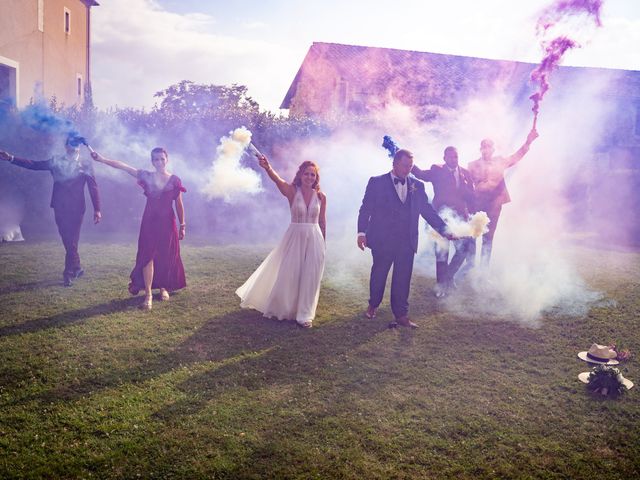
[442,209,490,238]
[430,208,490,247]
[202,126,263,202]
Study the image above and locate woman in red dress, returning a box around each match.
[91,147,186,309]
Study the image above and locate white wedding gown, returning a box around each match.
[236,188,326,325]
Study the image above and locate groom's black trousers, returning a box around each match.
[369,244,415,319]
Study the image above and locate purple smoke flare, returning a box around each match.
[529,0,604,124]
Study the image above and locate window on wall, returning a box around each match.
[0,65,13,99]
[64,8,71,34]
[0,59,18,106]
[38,0,44,32]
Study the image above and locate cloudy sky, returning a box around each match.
[91,0,640,113]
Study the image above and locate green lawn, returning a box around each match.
[0,240,638,479]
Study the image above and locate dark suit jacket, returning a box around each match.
[357,173,446,253]
[412,164,475,216]
[12,156,100,213]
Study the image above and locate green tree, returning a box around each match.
[153,81,260,117]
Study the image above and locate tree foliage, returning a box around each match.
[0,82,331,238]
[153,81,259,118]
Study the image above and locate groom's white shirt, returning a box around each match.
[390,171,408,203]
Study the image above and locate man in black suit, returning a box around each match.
[0,135,101,286]
[357,149,448,328]
[412,146,476,297]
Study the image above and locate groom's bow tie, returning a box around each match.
[393,177,406,185]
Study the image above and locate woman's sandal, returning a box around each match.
[160,289,170,301]
[141,295,153,310]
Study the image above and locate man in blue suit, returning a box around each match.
[357,149,448,328]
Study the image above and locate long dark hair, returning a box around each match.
[292,160,320,191]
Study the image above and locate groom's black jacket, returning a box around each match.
[358,173,446,253]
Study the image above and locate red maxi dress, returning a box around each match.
[128,171,187,294]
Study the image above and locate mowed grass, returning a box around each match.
[0,240,639,479]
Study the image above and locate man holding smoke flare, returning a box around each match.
[467,127,538,266]
[0,135,101,286]
[412,146,476,297]
[358,148,449,328]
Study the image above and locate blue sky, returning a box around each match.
[91,0,640,112]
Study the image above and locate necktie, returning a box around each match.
[394,177,405,185]
[448,168,458,187]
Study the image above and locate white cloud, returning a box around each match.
[242,21,268,30]
[91,0,292,110]
[90,0,640,112]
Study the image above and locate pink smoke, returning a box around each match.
[536,0,603,33]
[529,36,577,116]
[529,0,604,124]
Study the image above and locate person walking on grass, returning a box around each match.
[0,135,101,287]
[467,128,538,265]
[236,156,326,329]
[90,147,186,310]
[357,149,449,328]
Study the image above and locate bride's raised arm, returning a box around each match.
[257,154,295,201]
[90,151,139,178]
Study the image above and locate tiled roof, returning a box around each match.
[281,42,640,109]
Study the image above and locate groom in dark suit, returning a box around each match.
[357,149,448,328]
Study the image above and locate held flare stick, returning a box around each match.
[247,142,263,158]
[68,135,95,154]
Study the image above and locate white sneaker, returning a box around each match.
[434,283,447,298]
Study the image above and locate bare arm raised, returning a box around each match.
[90,151,139,178]
[257,154,296,203]
[506,128,539,168]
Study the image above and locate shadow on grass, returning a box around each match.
[0,297,141,337]
[152,310,392,421]
[23,308,391,407]
[0,278,62,296]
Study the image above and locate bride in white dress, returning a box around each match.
[236,156,327,328]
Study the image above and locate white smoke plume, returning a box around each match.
[427,210,490,251]
[0,189,25,242]
[266,64,622,326]
[444,209,490,238]
[201,126,263,202]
